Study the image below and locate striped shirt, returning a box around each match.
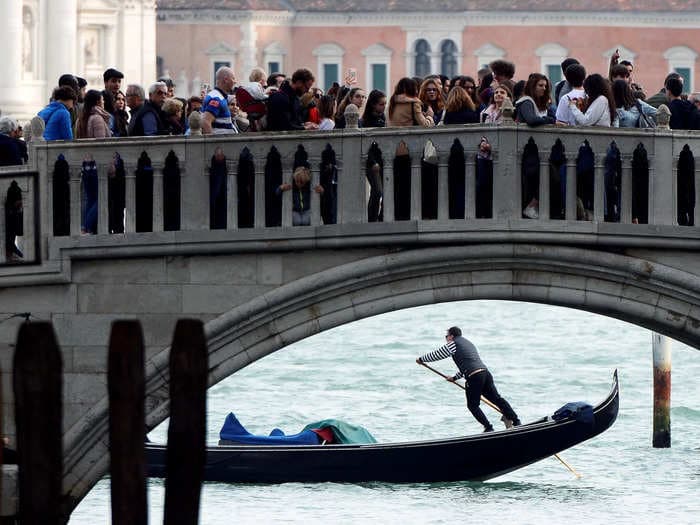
[419,341,466,380]
[203,88,238,134]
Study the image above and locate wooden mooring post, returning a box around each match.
[5,319,209,523]
[652,333,672,448]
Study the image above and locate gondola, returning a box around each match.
[146,370,619,483]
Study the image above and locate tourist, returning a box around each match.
[481,84,513,124]
[514,73,555,127]
[335,88,366,129]
[103,68,124,108]
[387,77,433,127]
[442,86,480,124]
[317,95,336,131]
[162,97,185,135]
[38,86,76,140]
[360,89,387,128]
[665,76,700,130]
[202,66,238,134]
[267,68,317,131]
[555,63,587,126]
[75,89,112,139]
[128,82,167,136]
[419,78,445,124]
[276,166,323,226]
[112,90,130,137]
[612,80,657,128]
[416,326,521,432]
[0,116,26,166]
[553,57,580,104]
[569,74,617,127]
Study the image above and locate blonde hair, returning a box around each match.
[249,67,267,83]
[162,97,184,116]
[292,166,311,186]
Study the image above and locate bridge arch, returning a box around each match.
[61,243,700,513]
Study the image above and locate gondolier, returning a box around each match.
[416,326,521,432]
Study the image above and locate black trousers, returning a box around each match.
[465,370,519,428]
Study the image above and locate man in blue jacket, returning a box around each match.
[417,326,521,432]
[38,86,76,140]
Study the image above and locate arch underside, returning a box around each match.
[62,243,700,514]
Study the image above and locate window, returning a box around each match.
[205,42,236,85]
[441,40,458,78]
[313,43,345,91]
[362,43,392,93]
[213,61,230,79]
[371,64,387,92]
[323,64,339,91]
[264,42,286,75]
[473,43,506,74]
[664,46,698,92]
[535,43,568,83]
[415,40,431,78]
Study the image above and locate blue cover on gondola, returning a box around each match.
[219,412,320,445]
[553,401,594,425]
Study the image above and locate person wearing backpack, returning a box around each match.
[665,76,700,130]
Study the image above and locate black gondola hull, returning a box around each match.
[146,370,619,483]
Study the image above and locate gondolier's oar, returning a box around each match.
[418,361,582,479]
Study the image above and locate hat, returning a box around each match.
[103,68,124,82]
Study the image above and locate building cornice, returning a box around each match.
[157,9,700,29]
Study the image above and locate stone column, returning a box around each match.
[240,20,259,78]
[46,0,78,101]
[120,0,157,88]
[0,1,24,111]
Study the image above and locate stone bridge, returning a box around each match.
[1,123,700,516]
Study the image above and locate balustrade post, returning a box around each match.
[152,170,164,233]
[565,161,577,221]
[22,177,36,262]
[437,160,449,221]
[311,163,321,226]
[338,133,364,223]
[621,157,633,224]
[254,157,266,229]
[226,158,238,230]
[70,168,81,236]
[47,166,55,241]
[539,160,550,220]
[651,135,674,225]
[383,158,395,223]
[410,156,421,221]
[493,129,519,220]
[465,151,475,220]
[593,155,605,223]
[124,169,136,234]
[97,164,109,235]
[0,179,7,261]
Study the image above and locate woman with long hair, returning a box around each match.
[514,73,555,127]
[317,94,336,131]
[481,84,513,124]
[442,86,480,125]
[387,77,433,127]
[335,87,366,129]
[419,78,445,124]
[76,89,112,139]
[112,90,129,137]
[569,73,617,127]
[612,79,656,128]
[360,89,387,128]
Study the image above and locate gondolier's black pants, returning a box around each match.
[465,370,519,429]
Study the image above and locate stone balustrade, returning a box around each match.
[1,123,699,271]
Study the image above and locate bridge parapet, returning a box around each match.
[0,123,698,275]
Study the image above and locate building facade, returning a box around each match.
[156,1,700,98]
[0,0,157,120]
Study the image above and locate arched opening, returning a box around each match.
[440,40,458,78]
[414,39,431,77]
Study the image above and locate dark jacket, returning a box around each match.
[442,108,480,125]
[267,81,304,131]
[361,112,386,128]
[668,99,700,130]
[128,101,165,136]
[0,134,25,166]
[515,97,555,127]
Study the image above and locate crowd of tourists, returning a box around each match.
[2,52,700,167]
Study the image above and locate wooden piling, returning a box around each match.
[107,321,147,525]
[652,333,672,448]
[164,319,208,525]
[13,322,63,524]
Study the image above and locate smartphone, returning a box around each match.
[347,68,357,84]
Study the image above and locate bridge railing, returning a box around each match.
[2,123,699,266]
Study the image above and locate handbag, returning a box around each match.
[423,140,439,165]
[636,101,656,128]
